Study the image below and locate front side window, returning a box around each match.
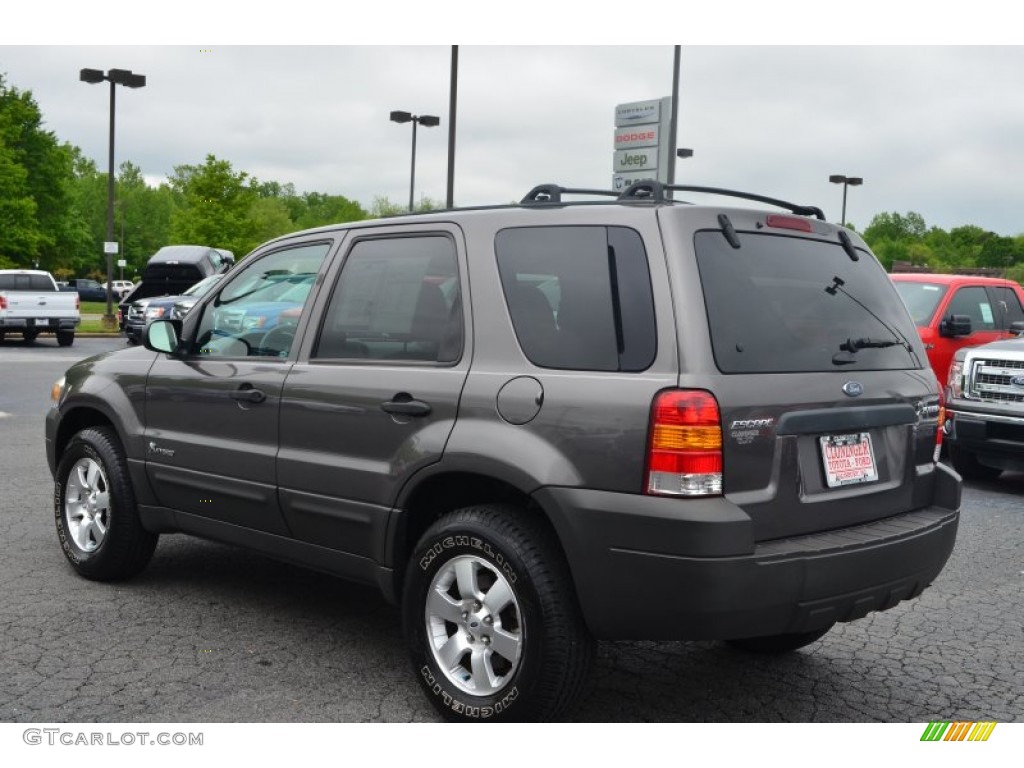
[946,286,995,331]
[190,242,330,358]
[313,235,462,363]
[495,226,656,372]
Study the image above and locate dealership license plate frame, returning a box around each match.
[819,432,879,488]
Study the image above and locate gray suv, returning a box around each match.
[45,182,961,721]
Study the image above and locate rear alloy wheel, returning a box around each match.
[948,444,1002,481]
[725,625,833,654]
[54,427,157,580]
[404,505,593,721]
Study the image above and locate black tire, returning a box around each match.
[725,625,833,654]
[948,444,1002,481]
[403,505,594,722]
[57,330,74,347]
[54,427,157,581]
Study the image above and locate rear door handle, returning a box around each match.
[231,384,266,404]
[381,393,432,417]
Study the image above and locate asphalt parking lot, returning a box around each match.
[1,337,1021,722]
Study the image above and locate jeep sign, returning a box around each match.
[614,149,657,172]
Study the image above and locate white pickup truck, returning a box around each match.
[0,269,81,346]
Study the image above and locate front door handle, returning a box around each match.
[381,393,432,417]
[231,384,266,404]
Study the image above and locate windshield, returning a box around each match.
[892,280,948,326]
[184,274,223,298]
[695,231,923,373]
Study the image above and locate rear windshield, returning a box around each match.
[0,274,54,291]
[695,231,923,373]
[892,280,948,325]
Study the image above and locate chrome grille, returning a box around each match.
[967,357,1024,402]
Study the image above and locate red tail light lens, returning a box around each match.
[645,389,723,497]
[935,391,946,463]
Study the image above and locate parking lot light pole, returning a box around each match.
[829,174,863,228]
[391,111,440,212]
[80,67,146,327]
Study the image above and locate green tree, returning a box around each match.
[169,154,257,256]
[295,192,367,229]
[0,73,82,269]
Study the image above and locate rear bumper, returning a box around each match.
[0,318,79,332]
[537,463,961,640]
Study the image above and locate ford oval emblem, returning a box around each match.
[1012,375,1024,388]
[842,381,864,397]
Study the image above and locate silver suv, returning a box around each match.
[46,182,961,721]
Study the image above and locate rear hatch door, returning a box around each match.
[665,207,941,541]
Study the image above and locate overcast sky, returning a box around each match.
[4,10,1024,237]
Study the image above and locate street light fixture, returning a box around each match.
[80,67,146,327]
[391,110,440,212]
[829,174,863,228]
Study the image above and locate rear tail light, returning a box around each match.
[645,389,723,497]
[75,295,80,310]
[0,295,6,310]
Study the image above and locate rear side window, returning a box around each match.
[992,286,1024,328]
[495,226,655,371]
[313,235,463,363]
[696,231,922,373]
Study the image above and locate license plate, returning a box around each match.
[820,432,878,488]
[30,318,50,326]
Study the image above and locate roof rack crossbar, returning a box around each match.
[617,181,826,220]
[521,184,620,205]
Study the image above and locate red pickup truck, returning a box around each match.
[890,273,1024,385]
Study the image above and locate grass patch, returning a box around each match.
[80,301,117,315]
[78,318,121,334]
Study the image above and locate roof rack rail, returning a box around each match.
[521,184,619,204]
[618,181,826,220]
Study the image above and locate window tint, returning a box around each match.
[946,286,995,331]
[190,242,330,359]
[313,236,462,363]
[495,226,655,372]
[696,231,922,373]
[990,286,1024,329]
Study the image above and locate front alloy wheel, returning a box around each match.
[64,457,111,552]
[54,426,157,581]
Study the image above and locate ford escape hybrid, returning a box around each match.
[46,182,961,721]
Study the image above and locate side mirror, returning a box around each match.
[144,319,180,354]
[1009,321,1024,337]
[939,314,972,338]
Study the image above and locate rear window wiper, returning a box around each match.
[839,337,900,353]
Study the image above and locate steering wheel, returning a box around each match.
[257,324,296,357]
